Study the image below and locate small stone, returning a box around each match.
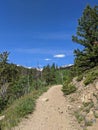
[0,115,5,121]
[60,111,63,114]
[95,81,98,90]
[67,105,72,110]
[91,118,96,123]
[46,98,49,102]
[41,98,49,102]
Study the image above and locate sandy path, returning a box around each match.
[13,85,80,130]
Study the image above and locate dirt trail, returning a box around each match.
[13,85,81,130]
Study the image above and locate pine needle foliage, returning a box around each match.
[72,5,98,74]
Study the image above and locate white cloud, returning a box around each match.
[32,32,71,40]
[14,48,73,56]
[54,54,65,58]
[44,58,51,61]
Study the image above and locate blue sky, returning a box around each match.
[0,0,97,67]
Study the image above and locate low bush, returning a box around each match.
[74,111,84,123]
[0,93,36,129]
[94,111,98,118]
[84,74,96,85]
[77,75,83,81]
[85,120,93,126]
[84,67,98,85]
[62,82,77,95]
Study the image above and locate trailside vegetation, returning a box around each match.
[72,5,98,74]
[0,51,68,129]
[62,5,98,95]
[0,52,58,113]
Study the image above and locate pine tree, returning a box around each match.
[0,51,9,64]
[72,5,98,48]
[72,5,98,74]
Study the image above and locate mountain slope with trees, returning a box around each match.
[0,51,70,129]
[0,4,98,130]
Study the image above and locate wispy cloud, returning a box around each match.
[15,48,54,55]
[14,48,73,56]
[1,31,71,41]
[54,54,65,58]
[44,58,51,61]
[32,32,71,40]
[15,48,41,54]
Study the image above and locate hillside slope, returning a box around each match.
[66,77,98,130]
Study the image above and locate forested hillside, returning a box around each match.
[0,4,98,130]
[0,51,72,129]
[0,52,69,110]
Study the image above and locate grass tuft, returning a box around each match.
[0,87,49,130]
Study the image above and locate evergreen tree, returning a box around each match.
[72,5,98,48]
[42,64,57,85]
[0,51,9,64]
[72,5,98,74]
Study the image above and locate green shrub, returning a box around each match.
[84,107,91,113]
[74,111,84,123]
[0,96,8,112]
[0,86,49,130]
[0,93,35,129]
[85,120,93,126]
[77,75,83,81]
[15,98,35,117]
[84,74,96,85]
[62,83,77,95]
[83,101,94,113]
[93,93,98,101]
[83,102,91,107]
[94,111,98,118]
[84,69,98,85]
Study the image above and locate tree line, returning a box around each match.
[0,4,97,112]
[0,52,67,112]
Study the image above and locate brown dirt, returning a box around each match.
[13,85,81,130]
